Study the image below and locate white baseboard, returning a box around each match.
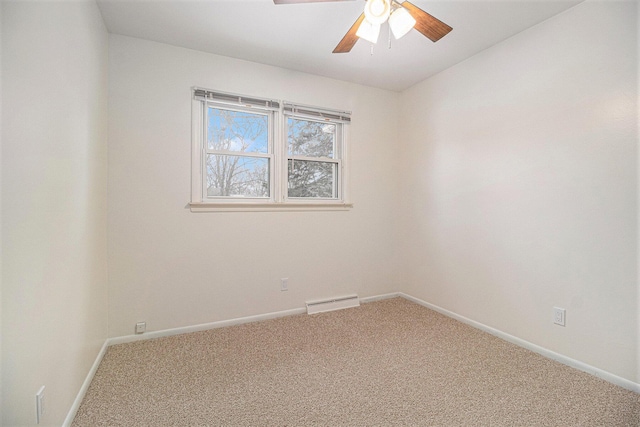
[399,292,640,394]
[360,292,400,303]
[108,306,308,346]
[62,340,109,427]
[109,295,394,346]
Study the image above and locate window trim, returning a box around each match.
[188,202,353,212]
[190,88,352,211]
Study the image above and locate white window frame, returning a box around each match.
[202,104,276,203]
[283,111,345,204]
[190,88,352,212]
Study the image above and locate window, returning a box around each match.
[191,88,351,211]
[205,106,272,199]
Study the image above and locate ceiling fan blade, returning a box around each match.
[401,1,452,42]
[333,13,365,53]
[274,0,355,4]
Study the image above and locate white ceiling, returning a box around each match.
[96,0,583,92]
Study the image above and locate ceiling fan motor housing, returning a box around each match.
[364,0,391,24]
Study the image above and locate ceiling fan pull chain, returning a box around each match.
[388,24,392,49]
[370,43,374,56]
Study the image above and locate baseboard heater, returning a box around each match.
[305,295,360,315]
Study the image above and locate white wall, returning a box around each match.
[1,0,109,425]
[0,0,4,419]
[400,0,638,383]
[107,35,401,338]
[637,0,640,387]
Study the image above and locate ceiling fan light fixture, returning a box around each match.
[355,18,381,44]
[388,6,416,39]
[330,0,452,54]
[363,0,390,25]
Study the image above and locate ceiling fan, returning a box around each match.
[273,0,452,53]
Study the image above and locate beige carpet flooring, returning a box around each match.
[72,297,639,426]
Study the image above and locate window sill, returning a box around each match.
[189,202,353,212]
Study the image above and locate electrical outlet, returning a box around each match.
[553,307,566,326]
[281,278,288,291]
[35,386,45,424]
[135,322,146,334]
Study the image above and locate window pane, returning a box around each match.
[288,159,336,198]
[208,108,268,153]
[206,155,269,198]
[287,118,335,158]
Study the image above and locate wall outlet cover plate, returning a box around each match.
[553,307,566,326]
